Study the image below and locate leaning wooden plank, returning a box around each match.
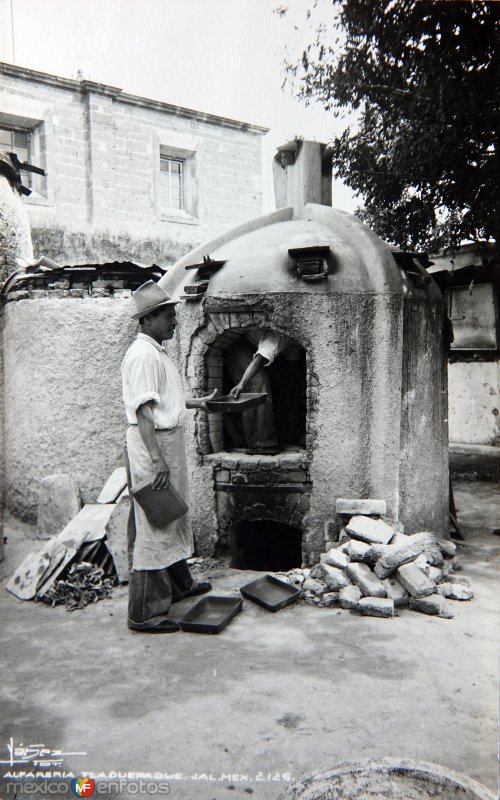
[6,539,71,600]
[103,500,130,583]
[96,467,128,504]
[56,504,116,548]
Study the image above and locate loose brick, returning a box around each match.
[348,539,371,562]
[358,597,394,618]
[436,582,474,601]
[339,585,362,610]
[346,562,387,598]
[335,498,387,516]
[320,564,349,591]
[406,532,444,567]
[323,592,340,607]
[409,595,453,618]
[373,539,425,579]
[413,554,430,574]
[346,515,394,545]
[303,578,325,596]
[321,548,349,570]
[382,576,409,607]
[438,539,457,558]
[364,543,390,564]
[428,566,443,583]
[397,563,436,598]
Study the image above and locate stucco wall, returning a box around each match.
[448,361,500,445]
[4,296,137,520]
[168,287,448,564]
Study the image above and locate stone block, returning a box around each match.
[397,563,436,598]
[321,548,349,570]
[406,532,444,567]
[382,577,409,608]
[309,564,324,580]
[364,543,390,564]
[336,498,387,516]
[438,539,457,558]
[346,562,387,597]
[320,564,349,591]
[413,554,430,573]
[339,585,362,610]
[373,539,425,579]
[323,592,340,607]
[436,582,474,601]
[303,578,325,595]
[346,515,394,545]
[409,595,453,618]
[428,566,443,583]
[358,597,394,618]
[37,473,81,539]
[348,539,371,562]
[97,467,128,503]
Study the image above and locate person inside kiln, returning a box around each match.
[225,329,306,454]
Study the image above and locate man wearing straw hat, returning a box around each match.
[122,280,215,633]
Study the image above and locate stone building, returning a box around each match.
[0,62,266,269]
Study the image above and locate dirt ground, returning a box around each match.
[0,454,499,800]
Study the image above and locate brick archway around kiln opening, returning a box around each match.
[214,490,310,569]
[185,310,315,455]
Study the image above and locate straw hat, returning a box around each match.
[131,280,180,320]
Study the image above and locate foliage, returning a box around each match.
[286,0,500,252]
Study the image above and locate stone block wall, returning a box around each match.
[0,63,266,266]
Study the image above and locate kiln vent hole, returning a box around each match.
[222,335,306,453]
[229,520,302,571]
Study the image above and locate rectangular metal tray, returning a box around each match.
[178,596,243,634]
[239,575,302,612]
[206,392,267,413]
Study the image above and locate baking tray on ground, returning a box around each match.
[178,596,243,634]
[239,575,302,612]
[206,392,267,413]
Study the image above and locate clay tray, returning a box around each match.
[178,596,243,634]
[239,575,302,612]
[206,392,267,413]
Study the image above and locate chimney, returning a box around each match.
[273,139,332,211]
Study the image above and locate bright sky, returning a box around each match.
[0,0,357,212]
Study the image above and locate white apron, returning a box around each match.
[126,425,193,571]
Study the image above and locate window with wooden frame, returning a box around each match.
[159,155,184,212]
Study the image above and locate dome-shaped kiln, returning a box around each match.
[159,141,448,564]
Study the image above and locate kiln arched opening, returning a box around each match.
[228,519,302,571]
[207,329,306,453]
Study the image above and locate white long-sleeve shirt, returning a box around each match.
[121,333,188,429]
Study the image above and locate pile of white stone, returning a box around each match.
[282,514,473,619]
